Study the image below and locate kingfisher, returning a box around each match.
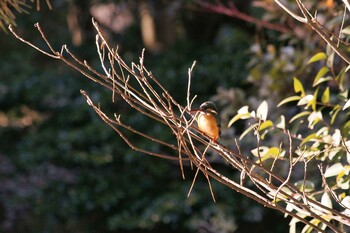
[193,101,221,142]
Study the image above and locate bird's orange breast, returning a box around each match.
[197,112,220,141]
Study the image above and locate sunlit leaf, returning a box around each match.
[311,88,319,111]
[301,133,318,146]
[301,224,313,233]
[277,96,301,107]
[336,66,349,91]
[313,76,333,87]
[276,115,285,129]
[307,111,322,129]
[341,26,350,35]
[330,105,341,124]
[339,90,348,100]
[228,113,251,127]
[308,52,327,64]
[259,120,273,131]
[313,67,330,87]
[289,111,311,123]
[251,146,269,157]
[336,167,350,189]
[266,147,285,158]
[341,196,350,209]
[343,99,350,110]
[324,163,343,177]
[294,180,315,192]
[316,126,329,136]
[332,129,341,146]
[297,95,314,106]
[239,123,258,140]
[321,87,330,104]
[237,105,249,114]
[293,77,305,96]
[256,100,268,121]
[321,192,333,209]
[228,106,251,127]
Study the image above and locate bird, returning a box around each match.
[195,101,221,142]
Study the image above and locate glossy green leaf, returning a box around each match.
[313,67,330,87]
[228,106,251,127]
[330,105,341,124]
[313,76,333,87]
[311,87,319,111]
[308,52,327,64]
[277,96,301,107]
[227,113,251,127]
[297,95,314,106]
[307,111,322,129]
[343,121,350,131]
[259,120,273,131]
[301,133,318,146]
[293,77,305,96]
[321,87,330,104]
[266,147,284,158]
[289,111,311,123]
[336,66,349,91]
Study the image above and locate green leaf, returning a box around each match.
[336,66,349,91]
[301,133,318,146]
[239,123,258,140]
[343,121,350,131]
[308,52,327,64]
[313,76,333,87]
[293,77,305,96]
[289,111,311,123]
[266,147,284,158]
[297,95,314,106]
[277,96,301,107]
[294,180,315,192]
[330,105,341,124]
[259,120,273,131]
[341,25,350,35]
[228,106,252,127]
[311,87,319,111]
[312,67,330,87]
[321,87,330,104]
[227,113,251,127]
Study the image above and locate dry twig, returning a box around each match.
[8,17,350,232]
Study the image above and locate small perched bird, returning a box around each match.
[196,101,221,142]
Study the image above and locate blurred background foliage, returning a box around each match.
[0,0,344,232]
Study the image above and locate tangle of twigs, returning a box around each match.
[8,6,350,231]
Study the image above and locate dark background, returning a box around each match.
[0,0,338,232]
